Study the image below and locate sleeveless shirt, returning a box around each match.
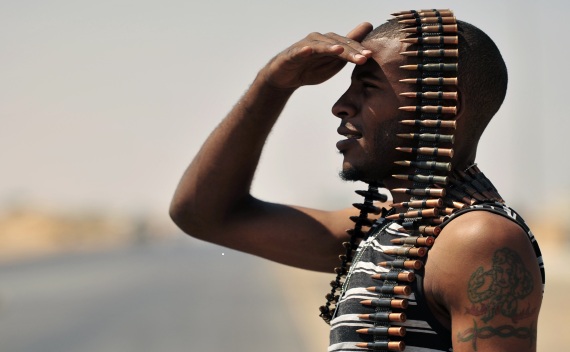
[328,202,545,352]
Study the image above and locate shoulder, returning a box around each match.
[423,208,543,350]
[439,208,529,250]
[424,207,543,313]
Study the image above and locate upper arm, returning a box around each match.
[425,211,543,352]
[176,194,362,272]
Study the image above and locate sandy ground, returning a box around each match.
[275,246,569,351]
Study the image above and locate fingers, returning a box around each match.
[320,31,372,64]
[346,22,374,42]
[288,22,375,65]
[346,22,374,64]
[288,41,344,62]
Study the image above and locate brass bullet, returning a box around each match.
[360,298,408,309]
[448,178,487,202]
[428,217,445,225]
[391,236,435,247]
[393,9,453,18]
[400,91,458,100]
[400,49,459,57]
[392,174,449,185]
[398,105,457,115]
[366,285,412,295]
[391,187,446,197]
[358,312,407,323]
[394,160,452,172]
[371,271,416,282]
[400,35,458,45]
[418,225,441,236]
[445,188,473,205]
[386,208,439,220]
[396,132,455,143]
[399,77,458,85]
[399,24,458,34]
[401,222,442,236]
[378,260,423,270]
[356,326,406,337]
[399,119,457,129]
[455,170,490,195]
[391,9,450,16]
[444,199,467,209]
[395,147,454,158]
[383,246,428,257]
[391,198,443,208]
[467,165,504,201]
[399,16,456,25]
[400,63,458,72]
[355,341,406,351]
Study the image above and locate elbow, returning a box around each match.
[168,199,184,229]
[169,192,253,242]
[169,192,230,243]
[169,197,205,239]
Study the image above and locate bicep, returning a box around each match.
[427,212,543,351]
[202,197,358,272]
[450,245,541,351]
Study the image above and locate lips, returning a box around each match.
[336,122,363,151]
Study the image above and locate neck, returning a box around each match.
[382,164,503,208]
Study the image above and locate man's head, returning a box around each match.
[334,18,508,183]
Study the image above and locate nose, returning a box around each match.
[331,90,357,119]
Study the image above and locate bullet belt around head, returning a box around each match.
[319,8,501,352]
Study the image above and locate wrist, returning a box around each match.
[255,67,298,95]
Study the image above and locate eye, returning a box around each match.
[361,81,379,90]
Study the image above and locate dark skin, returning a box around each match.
[170,22,543,351]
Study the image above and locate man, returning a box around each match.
[170,10,544,352]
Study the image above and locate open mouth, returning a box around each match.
[336,123,363,152]
[341,132,362,140]
[337,123,363,140]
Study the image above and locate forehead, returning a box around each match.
[353,37,411,81]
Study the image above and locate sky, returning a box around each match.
[1,0,569,220]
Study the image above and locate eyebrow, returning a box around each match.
[352,69,383,82]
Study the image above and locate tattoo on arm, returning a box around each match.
[457,247,538,350]
[466,247,534,323]
[457,319,537,351]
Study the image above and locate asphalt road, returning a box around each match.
[0,238,305,352]
[0,237,566,352]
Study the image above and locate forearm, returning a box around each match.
[170,72,295,235]
[170,23,373,242]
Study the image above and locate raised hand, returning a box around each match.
[260,22,374,90]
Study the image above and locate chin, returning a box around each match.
[339,165,376,183]
[339,161,389,184]
[339,167,362,182]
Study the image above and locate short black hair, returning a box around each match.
[365,18,508,140]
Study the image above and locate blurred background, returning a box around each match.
[0,0,567,351]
